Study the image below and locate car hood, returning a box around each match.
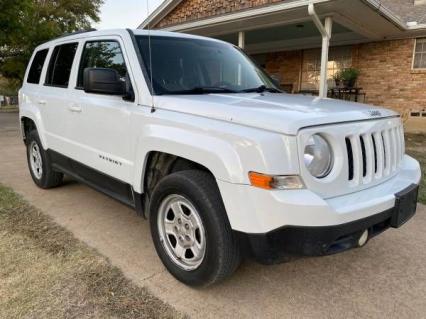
[154,93,398,135]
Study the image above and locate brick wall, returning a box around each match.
[353,39,426,114]
[263,51,302,93]
[261,39,425,113]
[156,0,284,28]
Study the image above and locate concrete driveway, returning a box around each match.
[1,112,425,319]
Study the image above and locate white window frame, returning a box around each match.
[300,46,352,91]
[412,38,426,70]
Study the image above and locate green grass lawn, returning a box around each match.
[0,184,184,319]
[405,133,426,204]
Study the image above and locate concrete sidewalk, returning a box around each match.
[1,112,425,319]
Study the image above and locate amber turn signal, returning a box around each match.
[248,172,305,190]
[248,172,274,189]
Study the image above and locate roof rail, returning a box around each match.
[53,28,97,40]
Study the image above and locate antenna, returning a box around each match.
[146,0,156,113]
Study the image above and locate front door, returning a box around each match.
[67,37,135,184]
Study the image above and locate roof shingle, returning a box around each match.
[381,0,426,24]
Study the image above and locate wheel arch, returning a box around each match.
[21,116,37,143]
[142,151,213,194]
[19,108,48,149]
[137,150,220,216]
[132,131,246,195]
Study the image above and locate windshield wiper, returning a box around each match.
[169,87,239,95]
[240,85,281,93]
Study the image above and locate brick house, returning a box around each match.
[140,0,426,122]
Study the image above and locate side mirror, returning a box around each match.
[83,68,125,95]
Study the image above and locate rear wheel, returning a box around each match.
[26,130,63,189]
[150,170,241,286]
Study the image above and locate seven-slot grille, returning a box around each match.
[345,123,405,186]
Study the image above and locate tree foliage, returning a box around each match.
[0,0,103,91]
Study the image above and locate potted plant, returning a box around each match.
[340,68,360,88]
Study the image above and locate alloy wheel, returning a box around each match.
[157,194,206,271]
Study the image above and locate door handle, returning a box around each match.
[38,100,47,105]
[68,105,82,113]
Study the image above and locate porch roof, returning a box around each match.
[140,0,426,47]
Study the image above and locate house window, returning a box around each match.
[413,38,426,69]
[301,46,352,91]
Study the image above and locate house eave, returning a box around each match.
[139,0,183,29]
[157,0,332,32]
[140,0,426,35]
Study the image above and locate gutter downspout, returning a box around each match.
[309,3,333,98]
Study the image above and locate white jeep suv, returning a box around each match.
[19,29,421,286]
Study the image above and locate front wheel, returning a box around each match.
[149,170,241,286]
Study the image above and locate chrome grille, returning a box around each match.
[345,123,404,186]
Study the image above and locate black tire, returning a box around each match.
[26,129,63,189]
[149,170,241,287]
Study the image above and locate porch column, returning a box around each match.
[238,31,245,49]
[238,31,245,85]
[308,4,333,98]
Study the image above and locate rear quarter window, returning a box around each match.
[27,49,49,84]
[45,42,78,88]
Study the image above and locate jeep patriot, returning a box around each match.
[19,29,421,286]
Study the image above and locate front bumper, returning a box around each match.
[217,155,421,264]
[218,155,421,234]
[237,183,418,264]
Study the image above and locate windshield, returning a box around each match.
[135,35,279,95]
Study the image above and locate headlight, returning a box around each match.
[304,134,333,178]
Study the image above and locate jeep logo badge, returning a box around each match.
[367,110,382,117]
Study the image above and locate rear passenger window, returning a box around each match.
[77,41,127,88]
[27,49,49,84]
[45,43,78,88]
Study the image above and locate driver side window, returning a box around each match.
[77,40,127,89]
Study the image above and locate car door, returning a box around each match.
[67,37,135,184]
[38,42,79,154]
